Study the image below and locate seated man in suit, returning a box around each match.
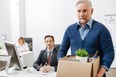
[33,35,58,73]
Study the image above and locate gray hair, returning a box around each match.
[76,0,92,8]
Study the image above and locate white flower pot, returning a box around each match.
[76,56,88,62]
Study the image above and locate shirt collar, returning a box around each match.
[47,47,54,53]
[77,18,93,29]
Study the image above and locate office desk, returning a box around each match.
[19,51,34,67]
[0,50,34,67]
[0,49,8,55]
[0,67,56,77]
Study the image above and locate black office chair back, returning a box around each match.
[24,38,33,51]
[54,44,60,50]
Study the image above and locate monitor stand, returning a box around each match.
[4,56,20,75]
[0,56,27,75]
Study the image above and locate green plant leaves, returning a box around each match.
[75,49,88,57]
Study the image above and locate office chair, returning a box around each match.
[54,44,60,50]
[24,38,33,51]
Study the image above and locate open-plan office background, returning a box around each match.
[0,0,116,68]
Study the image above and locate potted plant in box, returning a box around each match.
[75,49,88,62]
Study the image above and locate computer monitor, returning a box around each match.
[4,41,23,74]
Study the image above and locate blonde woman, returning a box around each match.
[16,37,29,52]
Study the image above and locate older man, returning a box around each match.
[57,0,114,77]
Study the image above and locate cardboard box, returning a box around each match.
[56,55,100,77]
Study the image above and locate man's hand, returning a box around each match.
[40,65,51,73]
[96,67,106,77]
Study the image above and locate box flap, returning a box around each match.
[92,57,100,77]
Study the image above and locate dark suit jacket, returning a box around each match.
[33,48,58,71]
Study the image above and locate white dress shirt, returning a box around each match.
[16,43,29,52]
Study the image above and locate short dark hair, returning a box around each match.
[44,35,55,42]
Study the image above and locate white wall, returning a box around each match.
[92,0,116,23]
[25,0,77,59]
[25,0,116,67]
[0,0,26,44]
[19,0,26,37]
[0,0,11,42]
[10,0,20,43]
[0,0,19,49]
[0,0,26,45]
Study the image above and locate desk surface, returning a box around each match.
[0,49,8,55]
[0,49,32,56]
[0,67,56,77]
